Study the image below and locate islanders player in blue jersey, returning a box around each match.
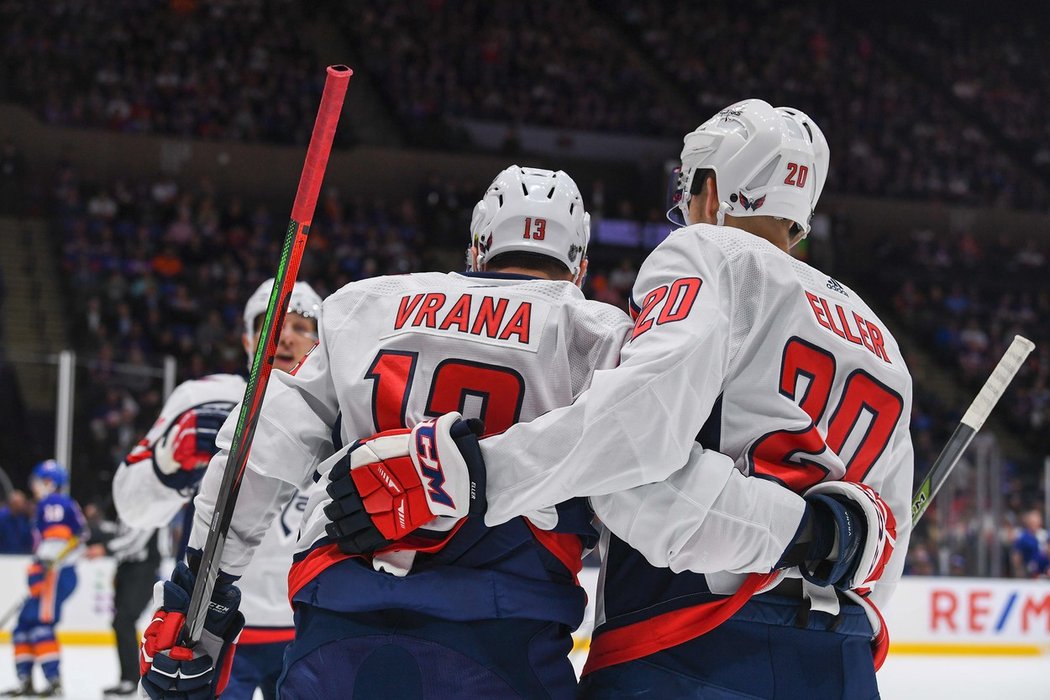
[3,461,85,698]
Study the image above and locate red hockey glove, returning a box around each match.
[153,406,230,492]
[324,412,486,553]
[778,481,896,594]
[139,555,243,700]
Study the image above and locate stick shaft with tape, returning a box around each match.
[184,65,352,645]
[911,335,1035,526]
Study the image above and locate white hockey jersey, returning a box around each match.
[113,374,307,629]
[476,225,914,663]
[189,271,631,626]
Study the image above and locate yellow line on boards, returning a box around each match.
[0,631,116,645]
[2,632,1046,658]
[889,642,1046,656]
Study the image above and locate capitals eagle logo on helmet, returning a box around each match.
[738,192,766,211]
[475,232,493,256]
[718,107,744,121]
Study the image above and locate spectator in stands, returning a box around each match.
[1011,508,1050,578]
[0,489,33,554]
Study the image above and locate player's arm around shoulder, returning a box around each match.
[471,231,740,523]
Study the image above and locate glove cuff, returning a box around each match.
[185,548,240,587]
[447,417,487,517]
[804,480,893,591]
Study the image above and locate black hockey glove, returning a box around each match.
[139,550,244,700]
[777,481,896,593]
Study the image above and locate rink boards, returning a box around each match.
[1,556,1048,657]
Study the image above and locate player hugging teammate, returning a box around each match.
[141,99,912,700]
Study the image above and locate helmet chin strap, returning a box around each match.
[716,201,731,227]
[470,247,485,272]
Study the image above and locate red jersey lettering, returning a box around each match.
[394,294,425,330]
[471,297,509,338]
[805,291,892,364]
[439,295,472,332]
[497,303,532,344]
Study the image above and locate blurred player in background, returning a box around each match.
[330,100,913,699]
[3,461,85,698]
[138,166,633,699]
[111,279,320,700]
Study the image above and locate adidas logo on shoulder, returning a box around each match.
[826,277,848,296]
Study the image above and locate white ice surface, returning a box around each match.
[1,643,1047,699]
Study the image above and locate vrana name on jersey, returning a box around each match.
[804,290,890,364]
[391,292,539,346]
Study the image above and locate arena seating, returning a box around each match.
[0,0,336,145]
[3,1,1047,208]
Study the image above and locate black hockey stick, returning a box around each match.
[911,335,1035,526]
[183,65,352,645]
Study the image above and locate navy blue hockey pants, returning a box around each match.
[277,605,576,699]
[578,594,880,700]
[223,639,289,700]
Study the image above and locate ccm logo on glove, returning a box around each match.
[414,422,455,508]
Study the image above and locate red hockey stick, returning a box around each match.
[184,65,352,645]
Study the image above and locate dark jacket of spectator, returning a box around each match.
[0,490,34,554]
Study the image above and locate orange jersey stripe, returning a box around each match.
[33,640,60,657]
[41,524,74,541]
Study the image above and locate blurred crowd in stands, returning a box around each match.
[605,0,1047,209]
[868,229,1050,453]
[3,0,1049,209]
[871,5,1050,184]
[0,0,340,146]
[331,0,688,141]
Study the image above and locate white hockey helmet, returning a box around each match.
[669,99,827,244]
[776,105,829,234]
[242,278,323,336]
[469,165,590,277]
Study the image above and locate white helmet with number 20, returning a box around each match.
[669,99,828,244]
[470,165,590,277]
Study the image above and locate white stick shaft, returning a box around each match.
[960,335,1035,431]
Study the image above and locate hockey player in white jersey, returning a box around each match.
[112,279,320,700]
[137,166,633,699]
[330,101,912,699]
